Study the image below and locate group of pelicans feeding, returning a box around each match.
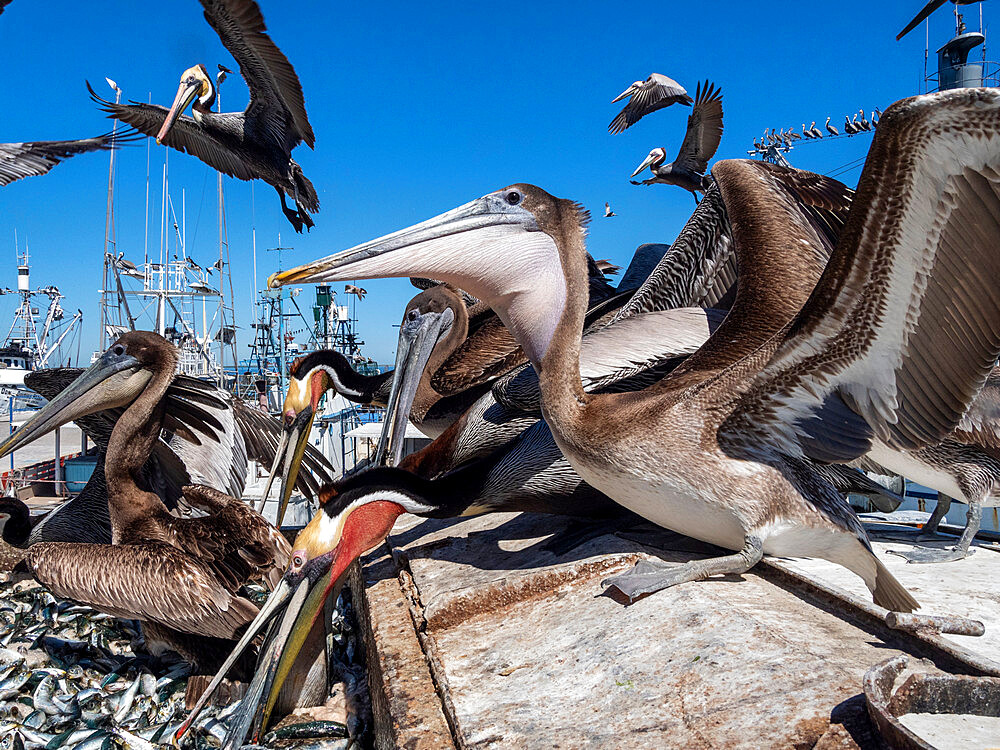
[3,0,1000,747]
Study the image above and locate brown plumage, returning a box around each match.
[13,332,289,670]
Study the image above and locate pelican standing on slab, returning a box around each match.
[89,0,317,232]
[629,81,723,204]
[272,90,1000,615]
[0,332,290,672]
[608,73,692,134]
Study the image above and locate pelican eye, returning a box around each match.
[292,554,305,568]
[505,191,521,206]
[406,309,420,322]
[112,345,125,356]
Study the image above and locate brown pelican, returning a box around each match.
[608,73,692,134]
[0,133,130,187]
[858,109,872,131]
[787,126,801,141]
[808,122,823,139]
[802,123,814,140]
[844,114,858,135]
[272,90,1000,614]
[344,284,367,300]
[0,332,290,671]
[604,202,616,217]
[89,0,317,232]
[629,81,723,204]
[826,116,839,136]
[897,0,985,40]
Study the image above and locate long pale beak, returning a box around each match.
[375,307,455,467]
[630,152,659,178]
[0,351,144,459]
[173,577,298,743]
[611,83,637,103]
[219,552,347,748]
[256,429,289,514]
[275,407,316,528]
[267,192,535,289]
[156,80,200,144]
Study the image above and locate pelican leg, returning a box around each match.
[891,500,981,564]
[602,535,763,604]
[291,182,315,232]
[277,188,305,234]
[917,493,952,540]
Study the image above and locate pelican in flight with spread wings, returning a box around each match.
[630,81,724,204]
[89,0,317,232]
[609,73,693,134]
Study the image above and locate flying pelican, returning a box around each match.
[1,133,130,187]
[0,332,291,672]
[825,117,839,136]
[629,81,723,204]
[608,73,692,134]
[604,202,616,217]
[344,284,367,300]
[272,91,1000,617]
[897,0,985,40]
[89,0,317,232]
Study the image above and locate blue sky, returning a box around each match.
[0,0,985,363]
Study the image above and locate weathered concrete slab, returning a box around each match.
[354,511,1000,749]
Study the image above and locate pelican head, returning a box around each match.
[157,64,215,143]
[0,332,167,459]
[630,147,666,178]
[267,184,586,367]
[612,80,643,103]
[180,472,433,746]
[267,290,459,524]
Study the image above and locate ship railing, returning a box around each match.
[923,61,1000,92]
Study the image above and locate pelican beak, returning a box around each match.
[376,306,455,466]
[0,348,146,459]
[274,407,316,528]
[156,78,200,144]
[217,499,405,747]
[173,577,298,744]
[266,188,539,289]
[611,82,637,104]
[630,151,659,178]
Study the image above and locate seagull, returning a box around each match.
[604,202,616,217]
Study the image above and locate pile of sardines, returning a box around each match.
[0,577,368,749]
[0,577,236,749]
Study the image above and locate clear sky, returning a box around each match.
[0,0,985,364]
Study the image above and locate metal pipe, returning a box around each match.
[54,427,61,495]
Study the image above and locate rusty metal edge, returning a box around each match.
[348,552,457,750]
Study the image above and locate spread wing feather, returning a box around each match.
[673,81,724,174]
[720,89,1000,462]
[200,0,314,150]
[0,132,133,187]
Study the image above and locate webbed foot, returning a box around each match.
[602,559,694,602]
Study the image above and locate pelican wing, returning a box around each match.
[672,80,724,174]
[493,308,724,415]
[720,89,1000,463]
[200,0,314,149]
[667,161,853,380]
[0,133,122,187]
[608,73,692,134]
[431,316,526,396]
[952,366,1000,447]
[230,397,337,498]
[27,542,259,639]
[88,82,257,182]
[612,185,736,321]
